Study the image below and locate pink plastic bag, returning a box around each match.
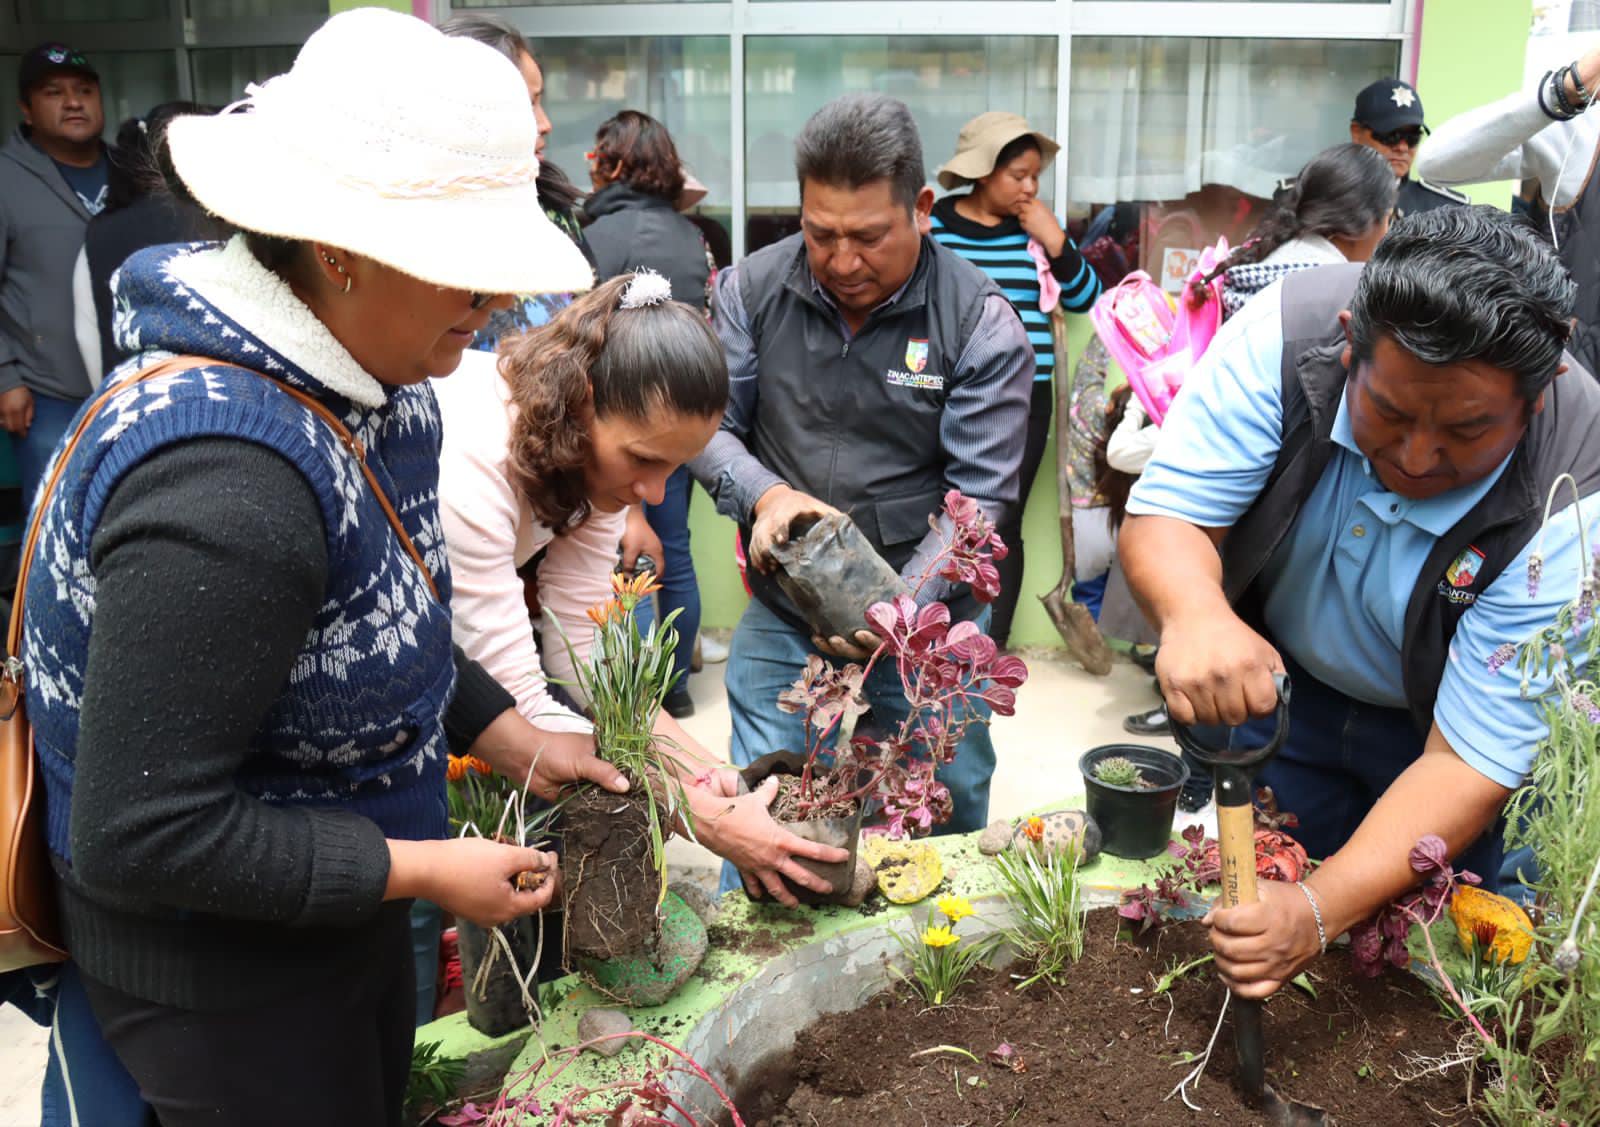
[1089,237,1229,426]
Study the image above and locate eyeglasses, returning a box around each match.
[469,292,496,310]
[1371,126,1425,148]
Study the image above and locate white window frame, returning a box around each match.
[2,0,1418,260]
[434,0,1415,258]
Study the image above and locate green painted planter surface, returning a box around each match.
[415,797,1186,1120]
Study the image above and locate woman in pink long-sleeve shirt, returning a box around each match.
[435,273,852,904]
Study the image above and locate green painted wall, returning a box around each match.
[1415,0,1532,207]
[690,3,1534,641]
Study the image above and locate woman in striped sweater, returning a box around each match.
[932,112,1101,647]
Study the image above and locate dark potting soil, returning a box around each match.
[745,908,1479,1126]
[558,785,658,961]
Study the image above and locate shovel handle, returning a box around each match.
[1169,672,1293,767]
[1216,789,1259,911]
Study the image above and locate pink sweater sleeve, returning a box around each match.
[435,357,624,732]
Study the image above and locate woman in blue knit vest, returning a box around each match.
[931,112,1103,648]
[17,11,634,1126]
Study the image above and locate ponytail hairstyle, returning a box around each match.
[502,273,729,534]
[1195,143,1397,299]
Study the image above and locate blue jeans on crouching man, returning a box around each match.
[718,597,996,895]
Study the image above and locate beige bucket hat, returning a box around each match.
[936,111,1060,190]
[166,7,593,297]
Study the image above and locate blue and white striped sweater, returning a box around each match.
[929,198,1101,381]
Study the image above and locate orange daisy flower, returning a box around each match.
[1022,816,1045,843]
[447,755,468,783]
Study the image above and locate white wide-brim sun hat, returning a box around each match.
[166,7,592,298]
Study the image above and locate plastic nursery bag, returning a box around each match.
[769,512,910,641]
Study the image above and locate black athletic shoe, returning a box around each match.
[663,688,696,719]
[1122,704,1169,737]
[1130,645,1159,675]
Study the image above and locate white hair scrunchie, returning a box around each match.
[619,268,673,310]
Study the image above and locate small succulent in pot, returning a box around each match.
[1093,755,1145,789]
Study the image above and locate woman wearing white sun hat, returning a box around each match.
[19,9,624,1124]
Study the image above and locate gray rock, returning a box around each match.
[977,819,1013,856]
[577,891,709,1008]
[578,1008,634,1057]
[1012,810,1102,864]
[840,852,876,908]
[668,879,719,926]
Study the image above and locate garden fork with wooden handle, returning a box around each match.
[1171,675,1328,1125]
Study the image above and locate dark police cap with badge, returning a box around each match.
[1276,78,1466,215]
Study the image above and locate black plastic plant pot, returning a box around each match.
[739,750,861,906]
[1079,744,1190,860]
[457,915,541,1037]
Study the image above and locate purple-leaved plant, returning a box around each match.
[774,490,1028,837]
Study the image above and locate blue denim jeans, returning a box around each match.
[635,466,700,692]
[719,597,997,894]
[0,963,151,1126]
[12,392,84,518]
[1210,653,1507,887]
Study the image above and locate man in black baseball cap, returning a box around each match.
[1,42,111,504]
[1350,78,1467,218]
[17,42,100,99]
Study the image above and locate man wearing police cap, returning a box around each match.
[1350,78,1467,218]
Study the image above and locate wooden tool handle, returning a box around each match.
[1217,800,1259,910]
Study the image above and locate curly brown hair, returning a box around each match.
[501,274,728,534]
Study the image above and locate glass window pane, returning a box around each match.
[189,0,323,15]
[190,46,299,107]
[455,0,710,7]
[17,0,167,19]
[535,37,733,250]
[1067,37,1398,289]
[745,36,1057,251]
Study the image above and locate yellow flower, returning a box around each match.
[921,925,958,948]
[936,894,975,924]
[1022,816,1045,843]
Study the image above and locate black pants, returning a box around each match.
[80,903,415,1127]
[992,380,1055,647]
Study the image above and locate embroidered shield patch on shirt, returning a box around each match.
[905,338,929,374]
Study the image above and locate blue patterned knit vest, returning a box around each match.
[26,240,458,864]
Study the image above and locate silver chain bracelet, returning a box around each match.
[1296,880,1328,955]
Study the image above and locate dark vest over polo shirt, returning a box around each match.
[735,233,1002,625]
[1220,262,1600,734]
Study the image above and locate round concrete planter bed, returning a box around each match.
[416,816,1173,1122]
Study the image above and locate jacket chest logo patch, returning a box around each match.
[1437,545,1485,606]
[904,338,929,373]
[887,339,942,390]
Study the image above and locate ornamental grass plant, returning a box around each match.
[993,841,1086,988]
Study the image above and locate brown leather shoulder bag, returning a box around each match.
[0,355,439,971]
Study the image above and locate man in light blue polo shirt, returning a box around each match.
[1121,206,1600,1000]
